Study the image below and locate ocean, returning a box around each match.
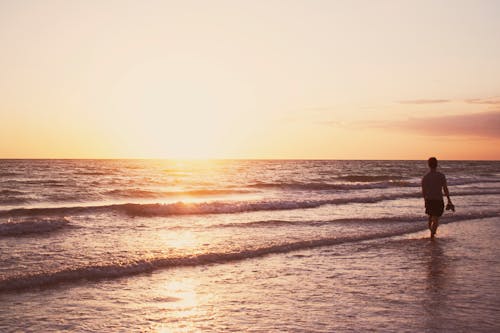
[1,159,499,332]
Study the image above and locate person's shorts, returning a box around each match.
[425,199,444,217]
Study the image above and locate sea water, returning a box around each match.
[1,160,499,332]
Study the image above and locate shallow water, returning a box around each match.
[1,218,498,332]
[1,160,499,331]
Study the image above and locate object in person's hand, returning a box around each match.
[445,202,455,212]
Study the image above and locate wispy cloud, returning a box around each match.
[381,111,500,138]
[316,120,346,127]
[464,97,500,105]
[303,106,338,112]
[397,99,450,105]
[395,97,500,106]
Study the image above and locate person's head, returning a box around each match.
[428,157,438,169]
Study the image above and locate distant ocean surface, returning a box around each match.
[1,159,499,332]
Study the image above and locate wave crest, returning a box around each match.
[120,194,416,217]
[0,218,71,237]
[105,188,251,199]
[336,175,407,182]
[211,212,499,229]
[0,226,426,292]
[1,189,499,218]
[249,181,414,191]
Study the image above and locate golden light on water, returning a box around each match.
[161,231,200,250]
[155,278,203,333]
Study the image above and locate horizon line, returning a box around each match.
[1,157,498,162]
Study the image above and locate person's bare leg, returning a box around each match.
[432,217,439,235]
[430,216,435,239]
[430,216,439,239]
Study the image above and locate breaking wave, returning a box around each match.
[0,218,71,237]
[0,193,414,218]
[105,188,251,199]
[2,212,497,292]
[116,193,419,217]
[211,212,499,229]
[0,189,25,195]
[0,172,20,177]
[248,181,415,191]
[2,189,499,218]
[0,225,428,292]
[335,175,407,182]
[74,171,110,176]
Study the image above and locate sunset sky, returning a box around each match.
[1,0,499,159]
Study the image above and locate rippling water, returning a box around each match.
[1,160,499,332]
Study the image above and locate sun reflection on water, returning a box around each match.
[153,278,207,333]
[160,231,200,250]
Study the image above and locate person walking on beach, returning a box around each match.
[422,157,453,239]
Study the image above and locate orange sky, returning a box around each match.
[1,0,499,160]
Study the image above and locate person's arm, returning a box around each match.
[443,176,451,203]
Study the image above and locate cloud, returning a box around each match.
[316,120,346,127]
[303,106,338,112]
[395,97,500,106]
[397,99,450,105]
[383,111,500,138]
[464,98,500,105]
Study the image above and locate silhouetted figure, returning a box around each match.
[422,157,453,239]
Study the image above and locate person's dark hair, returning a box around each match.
[428,157,438,169]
